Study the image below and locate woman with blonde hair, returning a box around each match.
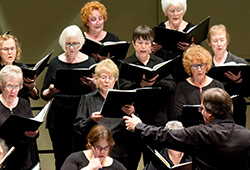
[75,59,134,169]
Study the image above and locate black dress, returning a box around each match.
[61,151,127,170]
[41,56,95,170]
[174,79,224,120]
[0,98,39,170]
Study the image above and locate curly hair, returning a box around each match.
[183,45,212,75]
[81,1,108,31]
[0,34,22,63]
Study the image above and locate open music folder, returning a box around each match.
[154,16,210,53]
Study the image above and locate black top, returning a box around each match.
[119,53,176,125]
[212,51,249,96]
[153,22,194,83]
[174,79,224,119]
[81,32,120,59]
[74,89,131,157]
[61,151,127,170]
[154,22,194,61]
[135,118,250,170]
[0,98,39,170]
[147,148,192,170]
[41,56,96,129]
[0,62,40,104]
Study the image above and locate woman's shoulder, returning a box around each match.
[109,158,127,170]
[102,32,120,42]
[226,51,248,64]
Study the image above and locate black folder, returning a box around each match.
[181,105,204,128]
[100,87,161,118]
[207,64,250,82]
[154,16,210,53]
[80,37,130,60]
[54,64,97,95]
[147,145,192,170]
[0,100,52,134]
[119,55,180,83]
[21,50,54,79]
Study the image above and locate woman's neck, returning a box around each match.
[85,30,106,41]
[213,51,228,66]
[99,89,108,99]
[168,149,184,165]
[0,94,18,111]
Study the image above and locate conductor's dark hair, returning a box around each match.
[201,88,233,119]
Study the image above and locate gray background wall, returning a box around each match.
[0,1,249,169]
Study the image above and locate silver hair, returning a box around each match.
[58,25,85,52]
[165,120,184,130]
[0,65,23,89]
[0,138,8,156]
[161,0,187,16]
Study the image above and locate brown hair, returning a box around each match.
[132,25,154,43]
[183,45,212,75]
[201,88,233,119]
[81,1,108,31]
[0,34,22,63]
[86,124,115,152]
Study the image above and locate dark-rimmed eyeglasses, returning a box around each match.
[198,107,204,113]
[92,143,110,152]
[65,43,80,48]
[191,63,207,69]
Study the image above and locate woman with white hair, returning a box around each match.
[41,25,96,170]
[152,0,193,83]
[0,65,39,170]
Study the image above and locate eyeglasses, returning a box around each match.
[0,47,16,52]
[5,85,20,90]
[65,42,80,48]
[88,16,104,24]
[190,63,207,69]
[100,75,115,81]
[198,107,204,113]
[92,143,110,152]
[168,8,183,14]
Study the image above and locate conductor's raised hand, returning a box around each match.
[123,114,142,132]
[140,74,159,87]
[91,111,104,122]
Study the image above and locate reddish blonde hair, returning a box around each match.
[81,1,108,31]
[183,45,212,75]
